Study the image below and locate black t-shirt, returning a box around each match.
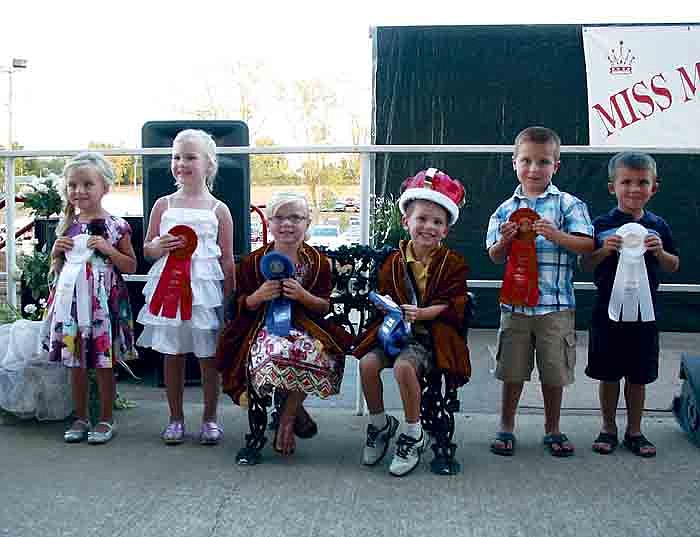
[592,208,678,306]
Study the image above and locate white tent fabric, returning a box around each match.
[0,320,72,421]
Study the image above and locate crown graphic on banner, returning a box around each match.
[608,40,635,75]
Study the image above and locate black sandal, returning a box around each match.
[592,432,619,455]
[490,432,516,456]
[294,406,318,439]
[623,433,656,458]
[543,433,575,457]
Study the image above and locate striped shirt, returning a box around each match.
[485,183,593,316]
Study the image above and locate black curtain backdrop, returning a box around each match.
[373,24,700,331]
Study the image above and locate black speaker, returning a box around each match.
[141,120,250,258]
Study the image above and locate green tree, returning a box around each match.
[88,142,136,187]
[20,157,67,179]
[250,137,299,185]
[283,79,338,208]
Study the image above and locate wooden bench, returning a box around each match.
[235,244,473,475]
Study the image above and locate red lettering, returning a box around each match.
[631,81,655,119]
[650,74,672,110]
[676,62,700,102]
[591,88,642,137]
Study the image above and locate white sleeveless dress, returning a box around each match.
[136,197,224,358]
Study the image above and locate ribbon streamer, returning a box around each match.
[500,208,540,307]
[260,252,295,337]
[149,225,197,320]
[608,222,655,322]
[369,291,411,357]
[54,234,93,328]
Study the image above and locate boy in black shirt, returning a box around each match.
[582,152,679,458]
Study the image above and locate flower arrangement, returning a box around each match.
[22,298,47,321]
[17,245,51,304]
[20,174,63,218]
[370,193,408,248]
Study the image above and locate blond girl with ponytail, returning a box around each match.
[47,152,137,445]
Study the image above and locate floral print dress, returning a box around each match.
[46,216,137,369]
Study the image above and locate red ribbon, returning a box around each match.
[500,208,539,308]
[149,225,198,320]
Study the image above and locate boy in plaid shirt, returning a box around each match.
[485,126,594,457]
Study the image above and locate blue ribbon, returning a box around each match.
[260,252,295,337]
[369,291,411,357]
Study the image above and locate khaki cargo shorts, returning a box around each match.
[494,310,576,386]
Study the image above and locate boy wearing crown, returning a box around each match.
[486,126,594,457]
[354,168,470,477]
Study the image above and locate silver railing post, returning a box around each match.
[4,156,17,307]
[355,152,372,415]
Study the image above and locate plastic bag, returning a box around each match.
[0,320,72,421]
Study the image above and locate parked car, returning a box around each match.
[307,224,346,249]
[250,221,263,243]
[343,225,362,245]
[334,200,346,212]
[345,197,360,212]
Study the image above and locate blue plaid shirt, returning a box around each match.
[485,183,593,316]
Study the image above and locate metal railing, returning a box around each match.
[4,143,700,415]
[3,143,700,307]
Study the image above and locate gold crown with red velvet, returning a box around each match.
[398,168,465,225]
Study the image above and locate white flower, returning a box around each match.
[20,186,33,196]
[35,183,49,194]
[24,304,37,315]
[38,298,47,308]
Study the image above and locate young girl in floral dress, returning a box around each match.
[47,152,137,444]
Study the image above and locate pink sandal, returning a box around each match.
[199,422,223,445]
[161,421,185,445]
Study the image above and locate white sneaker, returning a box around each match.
[361,415,399,466]
[389,432,427,476]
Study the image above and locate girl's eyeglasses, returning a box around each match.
[269,215,307,225]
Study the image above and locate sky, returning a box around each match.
[2,0,699,150]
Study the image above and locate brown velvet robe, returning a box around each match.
[216,242,352,405]
[353,241,471,384]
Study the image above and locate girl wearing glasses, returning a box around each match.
[217,192,351,457]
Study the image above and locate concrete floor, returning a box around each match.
[1,329,699,537]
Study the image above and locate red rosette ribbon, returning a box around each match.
[500,208,540,308]
[149,225,198,320]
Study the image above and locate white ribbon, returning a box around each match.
[608,223,655,322]
[53,234,94,328]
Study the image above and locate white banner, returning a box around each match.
[583,25,700,147]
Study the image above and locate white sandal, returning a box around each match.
[87,421,116,445]
[64,419,90,443]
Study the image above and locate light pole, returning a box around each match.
[1,58,28,150]
[1,58,27,308]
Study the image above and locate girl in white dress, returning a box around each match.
[137,129,235,445]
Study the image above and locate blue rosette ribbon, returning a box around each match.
[260,252,295,336]
[369,291,411,357]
